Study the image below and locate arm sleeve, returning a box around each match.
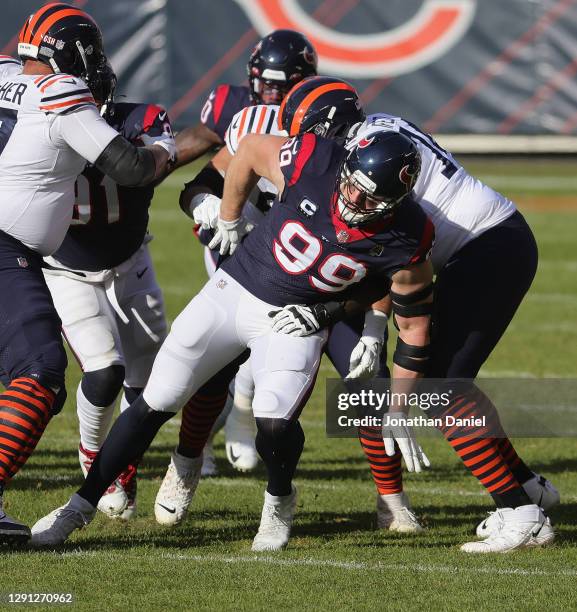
[51,105,119,163]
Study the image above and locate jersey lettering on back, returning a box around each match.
[223,134,433,306]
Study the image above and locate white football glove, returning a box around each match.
[382,412,430,473]
[208,216,254,255]
[141,131,176,162]
[269,304,322,336]
[190,193,221,229]
[345,309,388,379]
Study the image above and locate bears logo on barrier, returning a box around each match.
[235,0,476,78]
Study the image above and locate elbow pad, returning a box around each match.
[94,135,156,187]
[183,165,225,198]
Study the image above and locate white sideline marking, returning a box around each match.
[58,550,577,578]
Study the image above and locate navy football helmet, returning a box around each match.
[18,3,107,92]
[336,131,421,226]
[279,76,365,140]
[248,29,317,105]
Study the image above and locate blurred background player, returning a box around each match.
[175,29,318,476]
[43,62,174,521]
[0,2,174,544]
[175,29,317,166]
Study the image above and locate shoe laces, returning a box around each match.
[396,507,419,524]
[262,502,291,528]
[166,462,196,492]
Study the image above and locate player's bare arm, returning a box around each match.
[220,134,287,222]
[173,123,223,169]
[389,259,434,381]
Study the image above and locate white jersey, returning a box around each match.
[225,103,286,204]
[347,113,517,271]
[0,71,119,255]
[0,55,22,81]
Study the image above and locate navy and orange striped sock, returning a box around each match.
[438,392,531,508]
[177,391,229,458]
[358,426,403,495]
[497,438,534,485]
[0,377,55,484]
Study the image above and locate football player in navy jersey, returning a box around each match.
[174,29,317,167]
[31,131,435,550]
[43,62,174,521]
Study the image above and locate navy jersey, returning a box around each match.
[53,102,172,271]
[223,134,434,307]
[200,84,251,141]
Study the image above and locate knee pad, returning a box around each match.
[255,417,304,445]
[82,364,126,407]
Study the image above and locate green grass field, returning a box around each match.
[0,158,576,611]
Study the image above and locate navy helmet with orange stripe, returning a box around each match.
[18,3,107,91]
[279,76,365,141]
[248,29,317,105]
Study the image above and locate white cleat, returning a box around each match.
[476,473,560,538]
[224,395,259,472]
[200,440,218,478]
[30,493,96,547]
[155,451,202,526]
[462,504,554,553]
[79,444,128,518]
[0,496,30,545]
[252,487,297,552]
[377,492,424,533]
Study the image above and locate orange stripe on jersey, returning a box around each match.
[237,107,249,139]
[254,106,268,134]
[40,95,95,110]
[32,8,90,47]
[40,75,75,93]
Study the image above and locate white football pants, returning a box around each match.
[143,268,327,419]
[44,244,167,388]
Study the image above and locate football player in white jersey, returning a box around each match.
[0,2,174,545]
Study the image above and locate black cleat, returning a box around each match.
[0,512,31,546]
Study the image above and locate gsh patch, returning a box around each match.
[298,198,317,218]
